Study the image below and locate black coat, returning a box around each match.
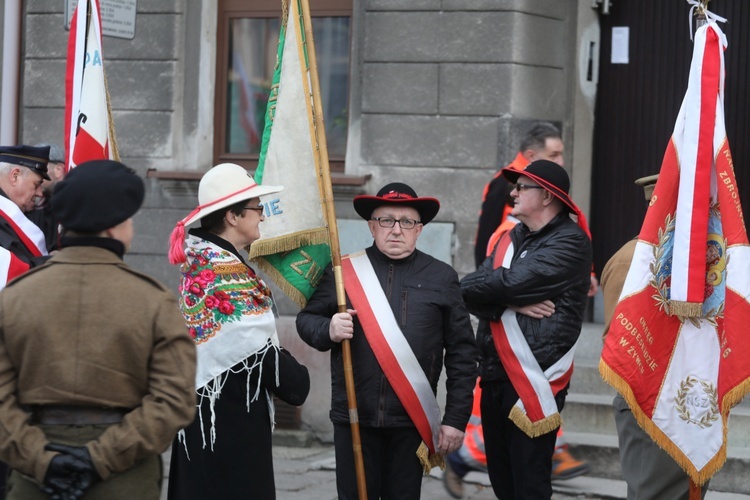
[296,244,478,431]
[0,191,49,269]
[167,347,309,500]
[460,212,592,382]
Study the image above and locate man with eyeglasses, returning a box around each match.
[460,160,593,499]
[297,182,478,500]
[0,145,52,287]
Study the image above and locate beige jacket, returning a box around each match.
[0,245,196,482]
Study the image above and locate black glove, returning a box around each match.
[43,453,89,500]
[43,444,101,499]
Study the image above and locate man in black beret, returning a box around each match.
[0,144,52,286]
[0,159,196,500]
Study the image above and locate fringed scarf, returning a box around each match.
[177,233,279,450]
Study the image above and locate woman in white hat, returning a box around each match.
[166,163,310,499]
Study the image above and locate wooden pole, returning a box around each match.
[689,479,701,500]
[296,0,368,497]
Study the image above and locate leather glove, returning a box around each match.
[43,453,89,500]
[44,444,101,498]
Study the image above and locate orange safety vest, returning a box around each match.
[457,379,487,469]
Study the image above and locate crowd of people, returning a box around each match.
[0,126,682,500]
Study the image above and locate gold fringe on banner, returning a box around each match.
[281,0,290,28]
[599,359,727,485]
[251,257,307,308]
[668,300,703,318]
[722,378,750,412]
[416,441,445,475]
[247,227,329,259]
[508,407,562,438]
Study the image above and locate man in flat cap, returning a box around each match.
[0,145,52,286]
[297,182,478,499]
[0,159,196,499]
[460,160,593,499]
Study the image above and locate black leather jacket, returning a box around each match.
[460,212,592,382]
[296,245,478,430]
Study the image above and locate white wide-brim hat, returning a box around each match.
[168,163,283,264]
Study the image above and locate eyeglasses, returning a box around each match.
[372,217,421,230]
[514,183,545,192]
[243,206,265,215]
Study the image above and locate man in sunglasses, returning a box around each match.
[297,182,478,500]
[460,160,593,499]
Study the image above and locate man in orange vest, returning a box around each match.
[474,122,564,268]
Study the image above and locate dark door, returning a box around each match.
[591,2,750,275]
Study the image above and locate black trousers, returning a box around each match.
[333,424,423,500]
[480,380,567,500]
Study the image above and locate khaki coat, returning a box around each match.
[0,245,196,483]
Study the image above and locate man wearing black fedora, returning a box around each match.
[297,182,477,499]
[460,160,593,499]
[0,145,53,286]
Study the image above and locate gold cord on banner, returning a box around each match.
[103,67,120,162]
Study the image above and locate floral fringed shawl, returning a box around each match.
[178,233,279,449]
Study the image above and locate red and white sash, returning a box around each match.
[0,196,47,288]
[342,251,441,453]
[489,233,575,437]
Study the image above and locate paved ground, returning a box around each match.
[161,443,749,499]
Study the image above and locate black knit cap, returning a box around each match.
[0,144,51,180]
[353,182,440,224]
[52,160,145,232]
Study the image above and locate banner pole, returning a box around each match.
[297,0,368,497]
[689,479,701,500]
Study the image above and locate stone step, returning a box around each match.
[575,322,606,361]
[562,394,750,447]
[565,431,750,495]
[569,361,615,396]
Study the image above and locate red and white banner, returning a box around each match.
[489,232,575,437]
[0,196,48,289]
[600,21,750,484]
[65,0,111,172]
[342,251,441,454]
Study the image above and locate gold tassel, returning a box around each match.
[668,300,703,318]
[508,407,562,438]
[416,442,445,475]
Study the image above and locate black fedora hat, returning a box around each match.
[353,182,440,224]
[502,160,590,237]
[502,160,576,213]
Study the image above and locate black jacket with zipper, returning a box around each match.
[296,244,478,431]
[460,212,592,383]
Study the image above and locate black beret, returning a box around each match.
[0,144,51,180]
[52,160,145,232]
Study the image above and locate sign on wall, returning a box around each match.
[65,0,137,40]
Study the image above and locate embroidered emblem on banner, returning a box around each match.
[675,375,719,429]
[651,204,727,327]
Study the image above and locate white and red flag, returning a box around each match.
[65,0,112,172]
[600,20,750,484]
